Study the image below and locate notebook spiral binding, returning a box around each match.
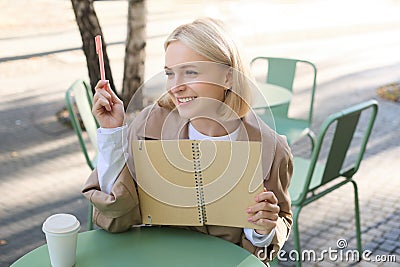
[192,142,207,224]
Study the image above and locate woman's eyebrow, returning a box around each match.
[164,64,200,70]
[179,64,199,69]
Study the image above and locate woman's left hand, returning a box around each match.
[247,188,280,235]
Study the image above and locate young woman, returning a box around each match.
[82,18,293,264]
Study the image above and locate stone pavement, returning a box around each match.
[1,0,399,266]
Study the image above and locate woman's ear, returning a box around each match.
[224,67,233,89]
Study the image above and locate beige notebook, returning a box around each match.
[132,140,264,229]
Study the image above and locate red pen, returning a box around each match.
[95,35,106,81]
[95,35,113,108]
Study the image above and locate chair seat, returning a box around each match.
[289,157,325,205]
[273,117,310,145]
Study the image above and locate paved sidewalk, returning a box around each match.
[1,1,400,266]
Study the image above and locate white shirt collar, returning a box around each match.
[188,122,240,141]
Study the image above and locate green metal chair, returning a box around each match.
[288,100,378,266]
[65,79,99,230]
[269,257,278,267]
[250,57,317,149]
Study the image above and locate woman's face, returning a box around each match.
[164,41,230,120]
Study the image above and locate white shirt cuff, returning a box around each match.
[97,125,128,194]
[244,227,276,247]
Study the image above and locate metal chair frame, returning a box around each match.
[65,79,99,230]
[288,100,378,267]
[250,56,317,149]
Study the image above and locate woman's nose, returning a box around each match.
[168,75,187,92]
[169,82,186,93]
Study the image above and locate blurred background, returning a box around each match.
[1,0,399,266]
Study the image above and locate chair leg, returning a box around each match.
[292,206,302,267]
[351,180,362,258]
[87,203,93,230]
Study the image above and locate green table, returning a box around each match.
[11,227,264,267]
[252,83,292,109]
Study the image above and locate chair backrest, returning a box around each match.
[299,100,378,199]
[65,79,99,170]
[250,57,317,122]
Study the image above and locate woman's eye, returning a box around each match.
[185,70,198,76]
[165,71,174,78]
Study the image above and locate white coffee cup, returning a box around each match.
[42,213,81,267]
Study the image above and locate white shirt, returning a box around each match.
[96,123,275,247]
[97,125,128,194]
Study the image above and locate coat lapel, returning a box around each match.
[135,105,189,140]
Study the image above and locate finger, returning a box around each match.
[255,191,278,204]
[95,80,122,107]
[95,80,108,90]
[97,80,114,103]
[93,89,116,109]
[101,80,122,103]
[94,90,112,106]
[93,92,112,112]
[93,97,111,112]
[250,210,279,222]
[95,88,112,101]
[247,202,280,215]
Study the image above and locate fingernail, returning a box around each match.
[247,217,252,222]
[246,208,251,213]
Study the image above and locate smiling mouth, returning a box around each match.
[177,97,197,104]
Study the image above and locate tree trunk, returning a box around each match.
[70,0,117,95]
[122,0,146,110]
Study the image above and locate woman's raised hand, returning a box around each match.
[92,80,125,128]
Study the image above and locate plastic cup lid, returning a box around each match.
[42,213,80,234]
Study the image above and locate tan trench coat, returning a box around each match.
[82,104,293,265]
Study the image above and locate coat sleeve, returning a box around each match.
[81,165,142,233]
[81,107,156,233]
[240,137,293,264]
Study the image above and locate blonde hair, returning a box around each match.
[158,17,255,119]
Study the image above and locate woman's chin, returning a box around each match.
[176,108,195,120]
